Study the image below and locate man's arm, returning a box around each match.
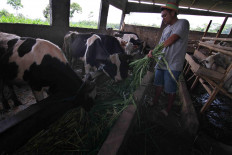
[163,34,180,47]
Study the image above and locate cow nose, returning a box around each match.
[115,76,122,82]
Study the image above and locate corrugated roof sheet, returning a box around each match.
[130,0,232,14]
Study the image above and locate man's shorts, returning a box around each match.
[154,69,181,93]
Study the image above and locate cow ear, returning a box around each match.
[70,33,77,41]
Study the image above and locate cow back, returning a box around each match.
[98,34,125,55]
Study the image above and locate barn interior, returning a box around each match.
[0,0,232,154]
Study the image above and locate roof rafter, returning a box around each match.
[208,1,223,10]
[189,0,198,8]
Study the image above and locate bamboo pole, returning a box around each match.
[199,42,232,57]
[203,20,212,38]
[200,64,232,113]
[197,20,212,51]
[215,15,228,40]
[202,37,232,42]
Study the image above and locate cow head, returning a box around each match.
[78,75,96,111]
[106,53,132,82]
[201,53,230,70]
[201,55,215,69]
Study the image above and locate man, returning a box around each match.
[148,2,189,116]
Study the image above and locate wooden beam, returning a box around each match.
[200,41,232,52]
[185,53,224,81]
[199,42,232,56]
[202,37,232,42]
[109,0,126,10]
[203,76,232,99]
[126,2,161,14]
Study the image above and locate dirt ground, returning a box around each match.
[122,80,232,155]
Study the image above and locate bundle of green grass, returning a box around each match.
[129,43,177,88]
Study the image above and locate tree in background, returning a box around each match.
[7,0,23,14]
[43,4,50,21]
[69,2,82,23]
[88,11,94,19]
[43,2,82,21]
[70,2,82,18]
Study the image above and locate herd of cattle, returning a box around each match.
[0,31,150,112]
[1,30,232,113]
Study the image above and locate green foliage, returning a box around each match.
[106,23,120,30]
[128,22,160,28]
[0,14,49,25]
[191,23,232,34]
[7,0,23,11]
[70,20,98,29]
[70,2,82,18]
[0,9,11,17]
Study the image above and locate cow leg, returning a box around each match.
[0,80,9,110]
[1,95,10,110]
[84,63,91,75]
[1,83,21,109]
[32,90,45,102]
[7,85,22,107]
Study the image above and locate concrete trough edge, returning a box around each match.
[179,79,199,135]
[98,71,155,155]
[179,79,232,154]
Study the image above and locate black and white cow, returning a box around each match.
[114,31,150,55]
[63,31,132,82]
[0,32,96,111]
[201,53,232,93]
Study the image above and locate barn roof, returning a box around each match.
[124,0,232,16]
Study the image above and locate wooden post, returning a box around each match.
[228,27,232,37]
[200,63,232,113]
[215,15,228,40]
[200,88,219,113]
[190,76,200,91]
[98,0,109,30]
[185,65,191,76]
[120,12,126,31]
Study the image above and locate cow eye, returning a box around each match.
[206,60,209,63]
